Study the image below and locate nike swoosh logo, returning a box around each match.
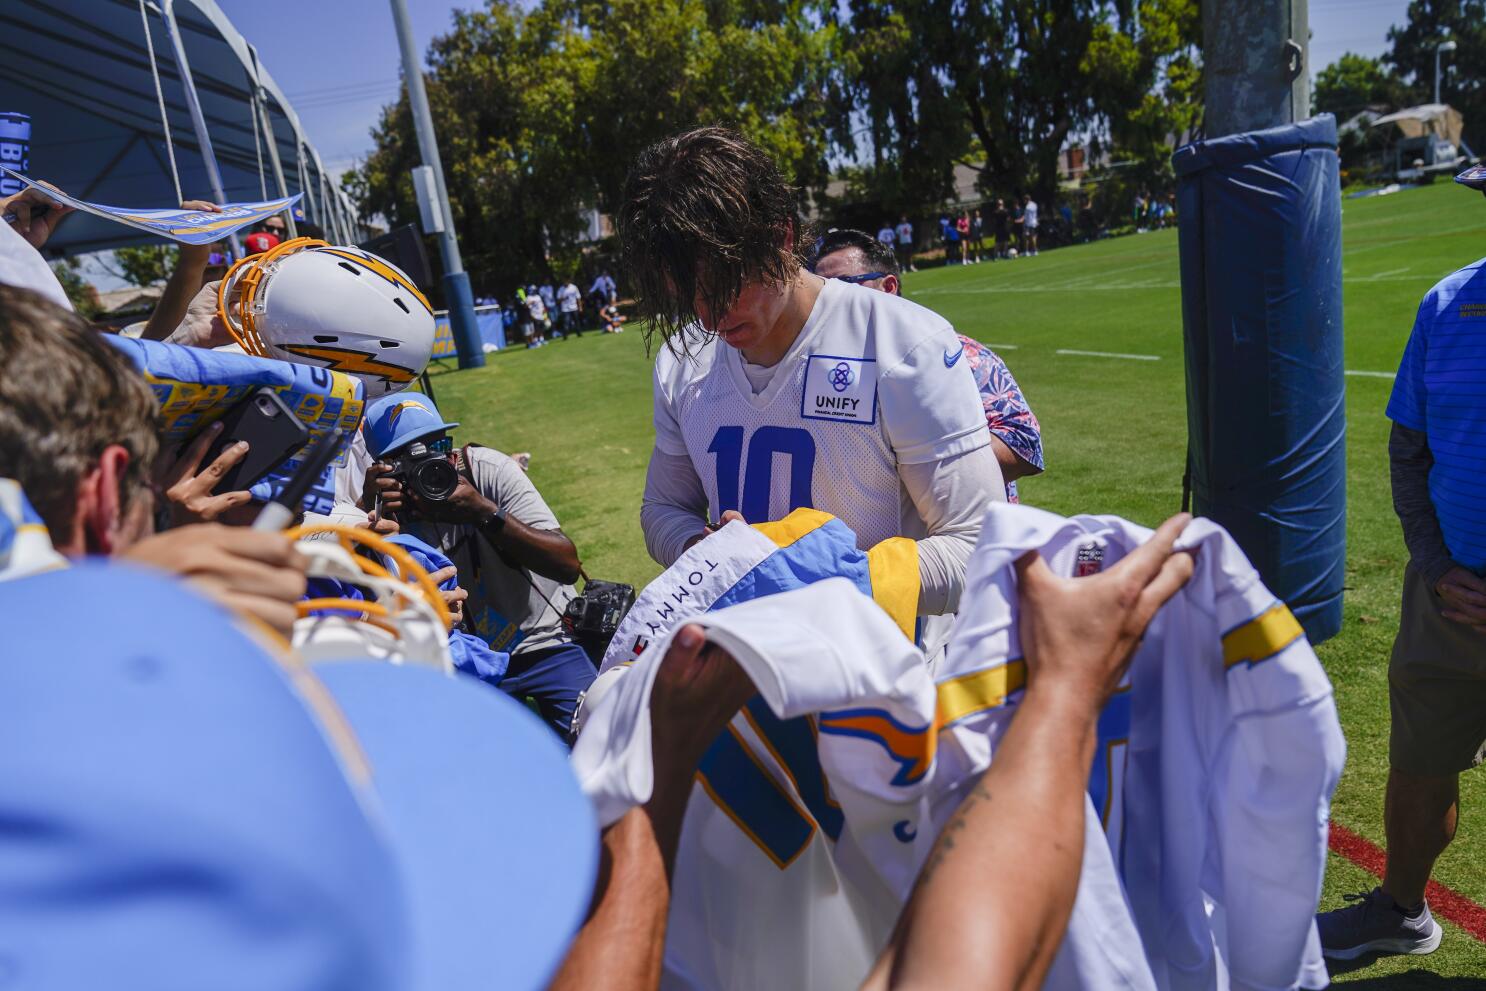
[943,345,965,368]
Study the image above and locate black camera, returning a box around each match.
[391,441,460,503]
[562,579,636,659]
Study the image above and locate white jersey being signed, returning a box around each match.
[943,504,1346,991]
[652,278,989,552]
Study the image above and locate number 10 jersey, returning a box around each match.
[652,278,990,550]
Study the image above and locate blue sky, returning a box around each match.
[221,0,1416,180]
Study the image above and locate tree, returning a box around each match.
[837,0,1200,215]
[349,0,841,297]
[1386,0,1486,149]
[1313,53,1409,120]
[50,258,100,318]
[103,244,178,287]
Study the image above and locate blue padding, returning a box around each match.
[1173,114,1346,645]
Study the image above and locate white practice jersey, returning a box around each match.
[652,278,989,551]
[942,504,1346,991]
[574,579,949,991]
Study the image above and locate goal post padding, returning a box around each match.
[1174,114,1346,645]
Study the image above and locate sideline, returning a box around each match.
[1329,820,1486,944]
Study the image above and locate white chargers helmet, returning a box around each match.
[287,522,454,673]
[218,238,435,398]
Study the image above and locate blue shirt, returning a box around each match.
[1387,257,1486,572]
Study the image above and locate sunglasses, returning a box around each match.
[830,272,891,285]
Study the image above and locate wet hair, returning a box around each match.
[618,126,805,351]
[812,228,899,277]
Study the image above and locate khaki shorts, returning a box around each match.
[1389,564,1486,775]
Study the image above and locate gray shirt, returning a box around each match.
[407,447,575,656]
[1390,421,1457,588]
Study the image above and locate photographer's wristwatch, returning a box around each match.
[479,506,507,533]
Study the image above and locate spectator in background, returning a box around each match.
[525,284,550,348]
[600,299,627,333]
[361,392,595,740]
[539,282,558,322]
[242,214,286,255]
[993,198,1010,260]
[938,213,952,258]
[556,278,583,338]
[1316,170,1486,959]
[1010,198,1025,256]
[970,208,985,263]
[946,213,962,264]
[1022,194,1040,256]
[810,229,1045,502]
[514,286,536,347]
[955,211,971,264]
[876,222,896,255]
[895,215,915,272]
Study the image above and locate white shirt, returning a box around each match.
[1023,200,1039,228]
[557,283,581,312]
[0,217,70,310]
[876,227,895,245]
[526,294,546,320]
[895,222,913,244]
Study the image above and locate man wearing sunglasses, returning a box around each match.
[360,392,595,741]
[812,229,1045,502]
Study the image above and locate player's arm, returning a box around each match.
[641,448,712,566]
[551,625,754,991]
[862,515,1194,991]
[142,201,221,341]
[901,445,1003,615]
[881,330,1005,615]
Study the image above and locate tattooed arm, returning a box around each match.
[862,514,1195,991]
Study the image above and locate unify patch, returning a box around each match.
[801,354,878,424]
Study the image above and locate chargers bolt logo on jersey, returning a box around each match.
[802,354,877,424]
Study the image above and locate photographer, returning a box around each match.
[360,392,595,739]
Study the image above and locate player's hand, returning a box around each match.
[682,510,748,552]
[1436,566,1486,629]
[426,564,468,627]
[407,474,496,525]
[166,280,235,349]
[648,624,756,777]
[362,463,406,516]
[121,523,308,636]
[3,182,75,249]
[1014,513,1194,712]
[153,421,255,526]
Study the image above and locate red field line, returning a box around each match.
[1329,820,1486,943]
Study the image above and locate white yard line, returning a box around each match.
[1345,370,1395,379]
[985,343,1019,349]
[1056,349,1161,361]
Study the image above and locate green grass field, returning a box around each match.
[430,180,1486,984]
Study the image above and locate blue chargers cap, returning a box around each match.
[1456,164,1486,191]
[0,563,597,991]
[364,392,460,459]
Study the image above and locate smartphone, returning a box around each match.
[200,387,311,494]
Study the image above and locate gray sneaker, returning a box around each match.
[1317,887,1442,959]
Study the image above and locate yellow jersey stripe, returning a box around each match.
[752,508,835,549]
[866,537,919,642]
[936,660,1027,727]
[1222,602,1304,669]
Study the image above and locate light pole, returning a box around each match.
[389,0,484,369]
[1435,39,1458,105]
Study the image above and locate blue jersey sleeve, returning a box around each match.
[1386,295,1432,432]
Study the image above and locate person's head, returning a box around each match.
[364,393,461,512]
[262,215,287,238]
[811,228,900,296]
[1021,194,1030,205]
[0,286,159,555]
[619,126,807,352]
[996,198,1004,209]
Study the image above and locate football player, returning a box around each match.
[624,127,1003,652]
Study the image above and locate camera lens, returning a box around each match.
[411,457,460,501]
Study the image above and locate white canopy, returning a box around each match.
[1370,103,1465,146]
[0,0,363,255]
